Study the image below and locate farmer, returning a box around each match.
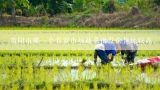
[119,40,138,63]
[94,40,120,64]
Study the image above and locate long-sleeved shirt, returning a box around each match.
[119,40,138,55]
[95,40,116,56]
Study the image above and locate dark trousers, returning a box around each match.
[125,50,137,63]
[94,50,109,64]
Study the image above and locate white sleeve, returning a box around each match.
[95,43,105,50]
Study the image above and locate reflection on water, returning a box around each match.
[35,59,96,67]
[1,59,160,85]
[53,69,96,83]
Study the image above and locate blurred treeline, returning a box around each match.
[0,0,159,16]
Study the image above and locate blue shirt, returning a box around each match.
[97,40,116,56]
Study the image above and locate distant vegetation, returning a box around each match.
[0,0,160,17]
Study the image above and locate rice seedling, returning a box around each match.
[0,50,159,89]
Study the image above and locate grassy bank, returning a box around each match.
[0,27,160,30]
[0,12,160,28]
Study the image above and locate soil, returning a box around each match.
[0,12,160,28]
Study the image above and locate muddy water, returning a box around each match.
[53,69,97,83]
[35,59,98,82]
[35,59,96,67]
[37,59,160,84]
[1,59,160,84]
[35,59,125,83]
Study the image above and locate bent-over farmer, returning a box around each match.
[94,40,120,64]
[119,40,138,63]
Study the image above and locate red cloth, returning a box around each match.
[136,56,160,71]
[148,56,160,63]
[137,56,160,65]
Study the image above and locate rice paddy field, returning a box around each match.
[0,28,160,90]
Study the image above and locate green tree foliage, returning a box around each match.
[73,0,103,12]
[47,0,73,15]
[0,0,159,16]
[29,0,47,6]
[16,0,30,16]
[0,0,5,15]
[154,0,160,5]
[102,0,116,13]
[73,0,86,11]
[87,0,104,12]
[0,0,30,15]
[3,0,16,15]
[115,0,154,12]
[16,0,30,9]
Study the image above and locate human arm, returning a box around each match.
[108,50,116,62]
[108,54,114,62]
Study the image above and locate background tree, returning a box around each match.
[154,0,160,5]
[0,0,160,16]
[73,0,86,12]
[0,0,5,17]
[16,0,30,16]
[47,0,73,15]
[102,0,116,13]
